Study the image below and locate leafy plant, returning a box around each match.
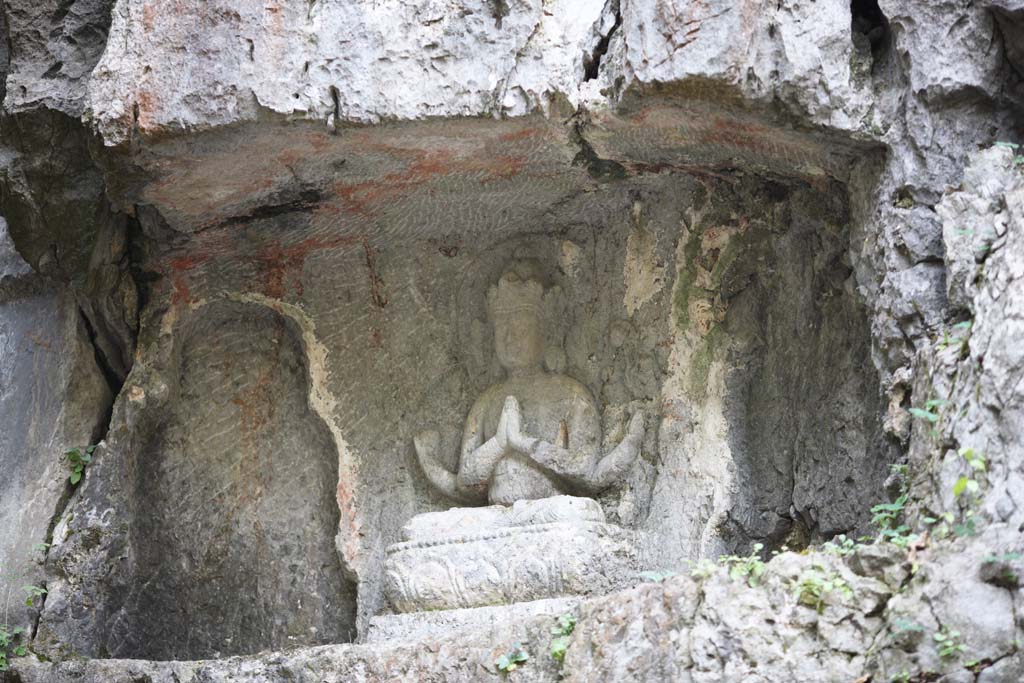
[892,618,924,633]
[65,445,97,485]
[23,585,46,608]
[496,644,529,673]
[790,564,853,613]
[984,552,1023,563]
[907,399,947,440]
[907,407,938,423]
[823,534,857,557]
[922,511,956,540]
[981,552,1021,586]
[933,626,965,660]
[953,447,986,499]
[0,625,27,671]
[720,543,766,587]
[639,569,678,583]
[687,558,717,580]
[936,321,972,353]
[952,510,979,538]
[871,493,914,545]
[549,614,577,663]
[908,399,946,424]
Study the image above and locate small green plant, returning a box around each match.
[65,445,97,485]
[908,399,947,440]
[922,511,956,540]
[936,321,972,353]
[687,558,716,580]
[0,625,27,671]
[946,447,988,538]
[719,543,766,587]
[953,447,986,499]
[890,462,909,479]
[994,141,1024,169]
[23,584,46,608]
[908,399,947,424]
[933,626,965,660]
[639,569,678,583]
[982,552,1022,586]
[984,552,1023,563]
[823,534,857,557]
[891,670,911,683]
[953,510,979,538]
[549,614,576,663]
[496,643,529,673]
[871,493,916,546]
[790,564,853,613]
[891,617,925,635]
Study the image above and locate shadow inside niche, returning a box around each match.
[119,301,356,660]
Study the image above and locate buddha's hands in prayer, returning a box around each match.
[499,396,537,453]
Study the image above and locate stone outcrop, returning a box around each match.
[0,0,1022,681]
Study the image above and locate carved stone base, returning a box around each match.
[366,596,581,642]
[383,497,642,614]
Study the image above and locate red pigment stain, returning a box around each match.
[142,4,157,31]
[336,475,361,568]
[164,230,366,304]
[251,234,364,299]
[497,127,542,142]
[167,253,214,306]
[324,145,526,218]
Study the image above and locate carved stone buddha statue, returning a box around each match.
[371,263,648,640]
[413,263,646,506]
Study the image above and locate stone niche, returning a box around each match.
[117,302,356,659]
[37,110,894,657]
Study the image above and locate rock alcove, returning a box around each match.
[4,0,1024,679]
[23,104,896,660]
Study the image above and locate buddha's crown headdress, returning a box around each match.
[487,262,545,318]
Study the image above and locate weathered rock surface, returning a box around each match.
[12,525,1023,682]
[0,0,1022,680]
[0,219,111,638]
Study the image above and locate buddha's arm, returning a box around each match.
[512,397,644,494]
[589,411,645,488]
[454,398,507,497]
[414,430,481,504]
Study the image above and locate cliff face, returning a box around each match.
[0,1,1022,681]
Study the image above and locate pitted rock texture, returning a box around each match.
[0,286,110,635]
[111,301,356,659]
[1,0,1023,680]
[12,525,1024,682]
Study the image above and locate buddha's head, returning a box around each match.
[487,264,547,373]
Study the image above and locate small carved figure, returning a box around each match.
[415,263,645,505]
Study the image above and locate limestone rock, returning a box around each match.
[1,0,1024,681]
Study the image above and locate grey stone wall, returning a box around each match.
[0,219,110,640]
[0,0,1022,680]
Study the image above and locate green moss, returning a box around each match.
[707,232,747,291]
[687,326,725,398]
[672,229,705,330]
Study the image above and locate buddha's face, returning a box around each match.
[494,308,545,372]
